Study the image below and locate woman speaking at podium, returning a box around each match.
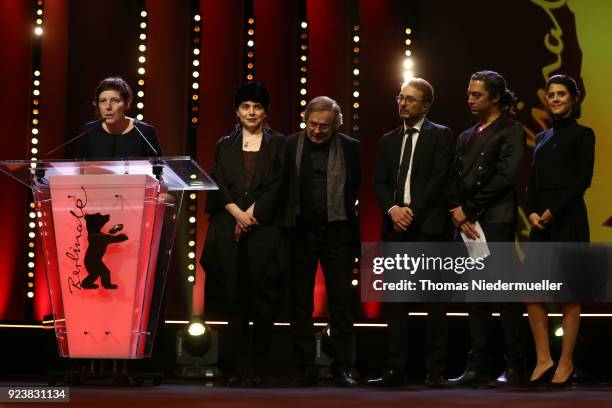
[200,81,287,387]
[76,77,162,159]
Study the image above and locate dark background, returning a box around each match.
[0,0,592,322]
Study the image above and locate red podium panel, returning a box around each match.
[39,174,163,358]
[0,157,217,359]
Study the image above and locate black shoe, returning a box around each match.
[102,283,118,289]
[366,368,405,387]
[549,368,575,389]
[291,372,318,387]
[425,373,449,388]
[448,369,490,387]
[494,368,523,387]
[226,375,246,388]
[526,364,555,388]
[248,376,267,388]
[334,371,357,388]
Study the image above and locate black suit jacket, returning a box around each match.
[201,128,287,316]
[205,127,287,226]
[448,115,525,225]
[373,119,455,240]
[285,131,362,247]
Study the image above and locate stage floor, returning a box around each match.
[3,383,612,408]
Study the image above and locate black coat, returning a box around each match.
[201,128,288,317]
[373,119,455,239]
[526,118,595,241]
[285,131,362,249]
[448,115,525,225]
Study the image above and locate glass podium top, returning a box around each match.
[0,156,217,191]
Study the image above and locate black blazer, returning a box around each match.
[201,128,287,315]
[526,119,594,241]
[205,127,287,226]
[448,115,525,225]
[373,119,454,239]
[285,131,362,243]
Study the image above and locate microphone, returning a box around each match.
[133,123,159,156]
[43,119,105,158]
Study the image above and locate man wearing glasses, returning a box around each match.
[286,96,362,387]
[369,78,454,387]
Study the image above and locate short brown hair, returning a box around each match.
[401,77,434,105]
[93,77,133,106]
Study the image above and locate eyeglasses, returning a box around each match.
[396,95,423,104]
[307,120,331,132]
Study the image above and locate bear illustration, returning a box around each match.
[82,213,128,289]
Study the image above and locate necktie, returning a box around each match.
[395,128,416,205]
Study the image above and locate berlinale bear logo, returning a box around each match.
[81,213,128,290]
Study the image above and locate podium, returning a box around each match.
[0,157,217,359]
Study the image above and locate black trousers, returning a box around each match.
[227,234,277,377]
[463,222,526,373]
[290,221,355,374]
[384,225,449,375]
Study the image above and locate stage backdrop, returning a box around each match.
[1,0,610,321]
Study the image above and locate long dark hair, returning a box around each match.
[471,70,517,114]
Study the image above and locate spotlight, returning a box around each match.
[176,319,219,379]
[554,327,564,337]
[34,27,43,36]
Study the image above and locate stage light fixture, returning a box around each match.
[176,319,219,379]
[402,26,414,82]
[554,327,564,337]
[297,15,309,129]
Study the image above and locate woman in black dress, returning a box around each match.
[77,77,161,159]
[526,74,595,386]
[200,82,287,386]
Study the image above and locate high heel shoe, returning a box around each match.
[549,368,575,389]
[525,364,556,388]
